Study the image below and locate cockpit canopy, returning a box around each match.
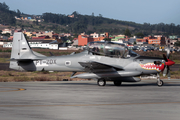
[86,41,138,58]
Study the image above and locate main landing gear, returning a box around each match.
[157,74,164,87]
[97,79,122,86]
[97,79,106,86]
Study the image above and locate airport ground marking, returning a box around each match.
[0,102,180,107]
[0,87,26,92]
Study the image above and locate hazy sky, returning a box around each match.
[1,0,180,25]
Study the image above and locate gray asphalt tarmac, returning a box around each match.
[0,80,180,120]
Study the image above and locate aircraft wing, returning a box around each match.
[78,61,123,73]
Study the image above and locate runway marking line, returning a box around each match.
[0,102,180,107]
[0,87,26,92]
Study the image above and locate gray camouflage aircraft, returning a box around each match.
[10,32,175,86]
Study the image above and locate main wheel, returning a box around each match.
[113,81,122,86]
[157,80,164,87]
[97,79,106,86]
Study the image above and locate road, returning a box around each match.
[0,80,180,120]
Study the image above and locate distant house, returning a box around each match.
[0,35,9,41]
[1,29,12,35]
[111,35,126,41]
[128,38,136,44]
[68,14,74,18]
[3,42,12,48]
[72,39,78,46]
[36,32,53,38]
[90,32,99,38]
[8,36,13,40]
[147,36,166,45]
[49,44,58,49]
[136,38,148,44]
[169,35,180,40]
[78,35,94,46]
[31,36,47,40]
[136,36,166,45]
[25,32,32,37]
[3,40,59,49]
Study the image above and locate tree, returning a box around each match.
[41,10,180,35]
[17,9,21,17]
[36,20,38,25]
[2,33,10,37]
[124,28,131,37]
[174,41,180,46]
[135,32,144,38]
[0,2,9,10]
[99,14,102,17]
[24,34,29,40]
[103,38,111,41]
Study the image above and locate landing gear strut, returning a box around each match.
[97,79,106,86]
[157,73,164,87]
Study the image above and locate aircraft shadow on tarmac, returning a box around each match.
[48,82,180,87]
[119,83,180,87]
[48,82,96,86]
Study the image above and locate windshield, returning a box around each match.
[86,41,136,58]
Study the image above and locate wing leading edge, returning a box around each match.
[78,61,123,73]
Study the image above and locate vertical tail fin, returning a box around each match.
[10,32,37,60]
[10,32,46,71]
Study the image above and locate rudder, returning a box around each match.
[10,32,36,60]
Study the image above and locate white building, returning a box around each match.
[1,29,12,35]
[3,42,12,48]
[30,43,49,49]
[3,41,59,50]
[90,32,99,38]
[49,44,58,49]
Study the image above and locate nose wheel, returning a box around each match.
[157,73,163,87]
[157,80,164,86]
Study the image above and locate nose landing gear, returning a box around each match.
[157,73,164,87]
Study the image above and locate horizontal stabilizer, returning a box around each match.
[9,58,42,62]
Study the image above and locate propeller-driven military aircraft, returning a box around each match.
[10,32,175,86]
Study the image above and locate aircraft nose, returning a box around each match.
[165,59,175,66]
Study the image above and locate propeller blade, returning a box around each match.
[162,43,173,79]
[163,66,167,77]
[167,71,171,80]
[167,44,170,59]
[167,66,171,79]
[163,54,168,62]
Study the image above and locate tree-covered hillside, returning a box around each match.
[0,2,16,25]
[0,2,180,36]
[42,11,180,35]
